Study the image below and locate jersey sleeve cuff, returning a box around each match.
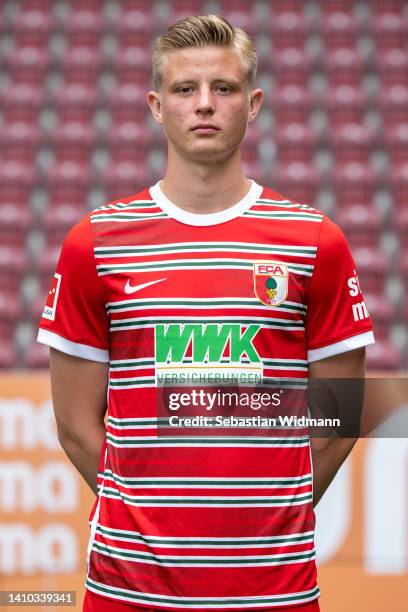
[307,330,375,363]
[37,328,110,363]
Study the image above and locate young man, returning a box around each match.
[38,15,375,612]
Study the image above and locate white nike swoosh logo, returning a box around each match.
[124,278,167,295]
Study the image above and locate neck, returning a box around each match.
[158,146,251,214]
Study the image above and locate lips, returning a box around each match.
[191,125,220,134]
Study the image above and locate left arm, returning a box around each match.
[309,346,366,507]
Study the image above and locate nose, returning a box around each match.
[195,85,215,115]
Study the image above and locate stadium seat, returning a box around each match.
[114,9,155,47]
[0,202,34,237]
[336,203,382,248]
[12,8,55,46]
[52,82,98,122]
[48,120,98,161]
[0,339,18,369]
[60,45,104,84]
[23,340,50,368]
[111,46,152,85]
[377,48,408,88]
[0,121,42,162]
[7,45,50,84]
[0,245,28,293]
[364,292,395,340]
[107,82,149,122]
[0,289,21,323]
[0,160,37,202]
[272,161,320,203]
[320,10,359,47]
[267,11,308,47]
[383,122,408,164]
[268,85,314,124]
[324,84,367,126]
[352,246,388,294]
[275,122,319,163]
[272,47,313,87]
[332,161,378,206]
[106,121,152,161]
[372,12,408,51]
[366,339,401,371]
[45,160,93,204]
[379,85,408,130]
[389,161,408,208]
[329,122,376,163]
[0,82,44,122]
[322,47,366,86]
[102,160,149,200]
[63,9,107,46]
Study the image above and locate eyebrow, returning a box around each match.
[170,78,241,88]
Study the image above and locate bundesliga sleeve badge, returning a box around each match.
[42,272,62,320]
[253,262,288,306]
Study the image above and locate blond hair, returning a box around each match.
[152,14,257,90]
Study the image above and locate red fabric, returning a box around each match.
[83,590,320,611]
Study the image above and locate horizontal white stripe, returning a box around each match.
[307,330,375,362]
[37,328,109,363]
[86,576,320,608]
[92,542,315,567]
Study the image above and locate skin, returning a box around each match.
[52,44,366,505]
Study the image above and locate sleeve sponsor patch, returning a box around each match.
[42,273,62,321]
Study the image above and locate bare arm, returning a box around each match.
[309,347,366,507]
[50,347,108,495]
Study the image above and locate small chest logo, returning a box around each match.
[253,262,288,307]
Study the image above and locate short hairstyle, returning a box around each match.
[152,14,257,90]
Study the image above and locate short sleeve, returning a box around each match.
[37,214,110,362]
[306,215,375,363]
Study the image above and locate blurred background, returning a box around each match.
[0,0,407,611]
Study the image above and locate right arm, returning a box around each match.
[50,348,108,496]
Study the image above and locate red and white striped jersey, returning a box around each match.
[38,180,374,610]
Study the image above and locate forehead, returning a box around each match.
[161,45,246,85]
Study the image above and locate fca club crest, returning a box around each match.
[253,261,288,306]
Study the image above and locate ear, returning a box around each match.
[248,88,263,123]
[146,90,163,125]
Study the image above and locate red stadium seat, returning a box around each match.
[383,122,408,164]
[63,9,106,46]
[60,45,104,84]
[112,46,152,86]
[364,292,395,340]
[48,120,98,161]
[102,160,149,201]
[114,9,155,47]
[0,160,36,203]
[52,82,98,122]
[324,84,367,126]
[269,85,314,124]
[372,12,408,52]
[272,47,313,87]
[12,9,55,46]
[329,122,376,163]
[268,11,308,47]
[332,161,378,206]
[352,246,388,294]
[23,340,50,368]
[275,122,319,163]
[41,203,85,241]
[108,82,148,122]
[0,82,44,122]
[7,45,50,84]
[320,11,359,47]
[106,122,152,161]
[45,160,93,204]
[0,245,28,293]
[272,161,320,203]
[323,47,365,86]
[389,161,408,210]
[366,340,401,371]
[0,289,21,323]
[377,48,408,88]
[379,85,408,130]
[0,339,18,369]
[0,121,42,162]
[336,203,382,248]
[0,202,34,236]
